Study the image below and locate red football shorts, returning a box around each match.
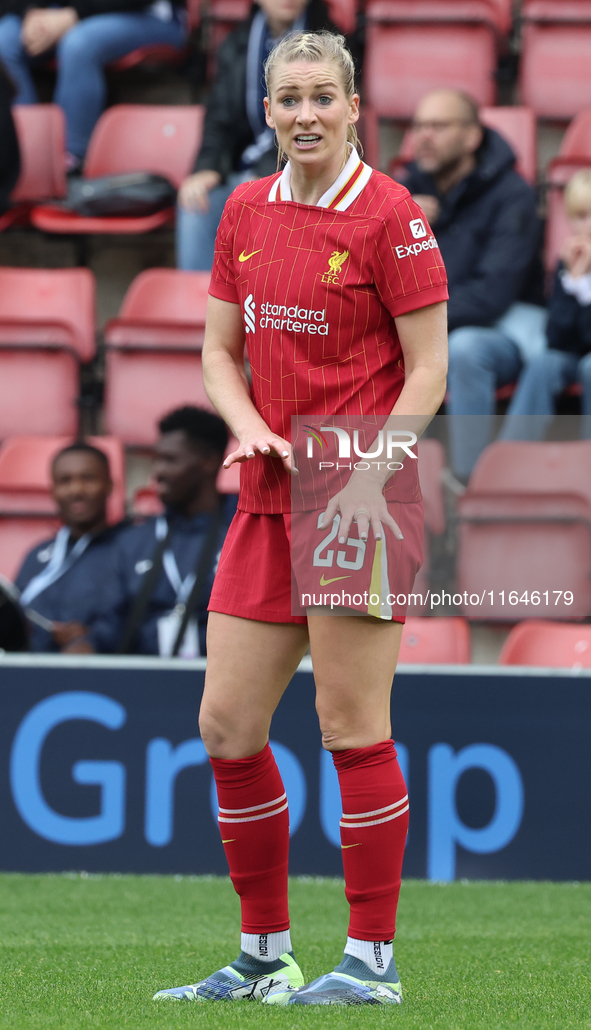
[209,502,424,624]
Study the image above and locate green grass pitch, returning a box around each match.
[0,873,589,1029]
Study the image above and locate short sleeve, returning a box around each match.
[373,194,448,318]
[209,196,240,305]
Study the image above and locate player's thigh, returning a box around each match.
[308,613,403,750]
[200,612,309,758]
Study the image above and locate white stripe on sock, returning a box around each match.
[241,929,292,962]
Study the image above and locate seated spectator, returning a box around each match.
[176,0,337,271]
[0,0,187,170]
[94,406,236,656]
[399,89,545,481]
[14,442,126,653]
[500,171,591,441]
[0,62,19,214]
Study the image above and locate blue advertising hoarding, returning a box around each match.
[1,655,589,881]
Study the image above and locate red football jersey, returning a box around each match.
[209,146,448,513]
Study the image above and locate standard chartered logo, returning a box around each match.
[244,293,256,334]
[243,293,330,335]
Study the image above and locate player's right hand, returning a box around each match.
[223,434,296,474]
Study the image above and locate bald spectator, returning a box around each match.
[399,89,545,481]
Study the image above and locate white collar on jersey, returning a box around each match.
[267,143,373,210]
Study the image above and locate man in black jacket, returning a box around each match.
[0,0,187,168]
[176,0,337,270]
[400,89,545,480]
[0,63,19,215]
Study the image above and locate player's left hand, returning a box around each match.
[320,479,404,545]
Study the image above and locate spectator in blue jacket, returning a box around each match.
[14,442,125,652]
[399,89,546,481]
[94,406,236,656]
[0,0,187,169]
[500,170,591,441]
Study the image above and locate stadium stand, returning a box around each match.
[399,615,471,664]
[363,0,503,121]
[389,105,538,185]
[0,267,95,438]
[456,441,591,620]
[103,269,214,445]
[31,105,204,237]
[0,105,66,232]
[0,435,125,579]
[499,619,591,668]
[520,1,591,120]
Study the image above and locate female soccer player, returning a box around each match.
[154,30,448,1007]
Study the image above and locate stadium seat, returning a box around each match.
[398,616,471,663]
[103,269,214,445]
[499,619,591,668]
[390,107,537,185]
[520,3,591,119]
[456,441,591,620]
[364,1,501,120]
[0,435,125,580]
[31,105,204,236]
[0,105,67,232]
[0,267,95,437]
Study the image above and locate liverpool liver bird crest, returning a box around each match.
[328,250,349,275]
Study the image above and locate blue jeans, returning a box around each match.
[447,324,523,478]
[0,11,187,157]
[176,172,250,271]
[500,349,591,441]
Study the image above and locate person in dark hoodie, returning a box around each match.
[399,89,545,480]
[0,0,187,170]
[176,0,339,271]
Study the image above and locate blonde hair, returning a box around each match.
[565,169,591,216]
[264,30,361,168]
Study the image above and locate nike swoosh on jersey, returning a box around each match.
[341,843,362,849]
[319,573,352,586]
[222,839,236,843]
[238,249,263,262]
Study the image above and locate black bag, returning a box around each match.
[64,172,177,217]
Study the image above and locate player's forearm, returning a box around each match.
[203,348,269,440]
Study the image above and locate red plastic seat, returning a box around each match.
[366,0,511,32]
[0,267,95,437]
[499,619,591,667]
[31,105,204,236]
[398,616,471,663]
[406,439,446,614]
[390,107,537,185]
[520,3,591,119]
[364,22,496,120]
[0,104,66,232]
[0,435,125,580]
[457,441,591,620]
[103,269,214,445]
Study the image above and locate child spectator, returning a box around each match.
[501,169,591,441]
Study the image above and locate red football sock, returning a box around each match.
[209,743,290,934]
[333,740,409,941]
